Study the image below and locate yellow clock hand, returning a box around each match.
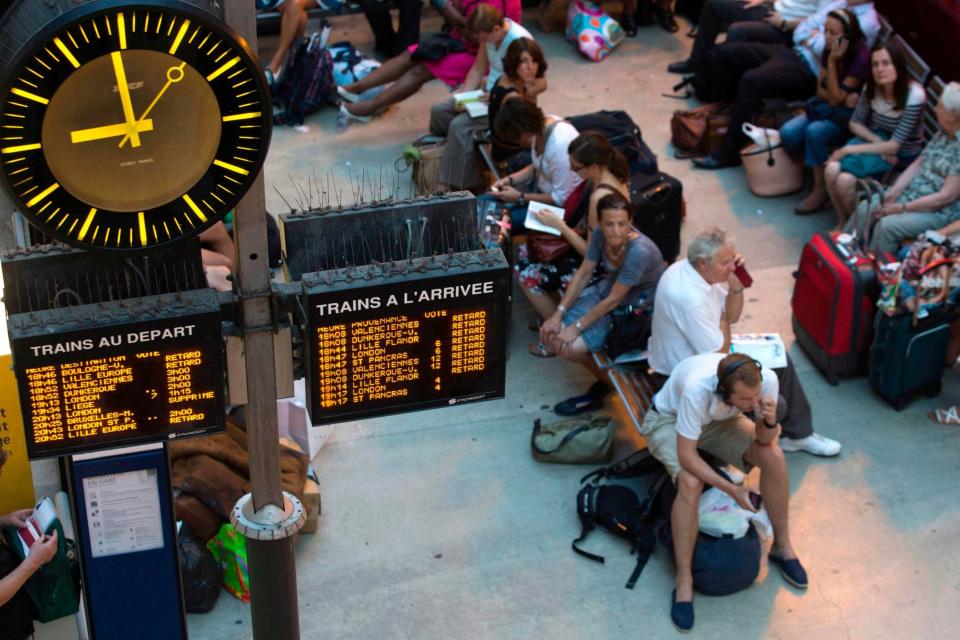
[111,51,141,148]
[71,120,155,144]
[119,64,187,149]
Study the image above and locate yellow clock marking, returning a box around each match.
[211,192,225,205]
[45,47,59,64]
[71,120,154,144]
[4,113,26,119]
[68,219,78,235]
[189,26,200,44]
[1,143,41,154]
[156,15,163,34]
[143,13,149,33]
[45,207,59,222]
[167,17,176,36]
[214,159,249,176]
[206,56,239,82]
[237,146,256,152]
[224,175,242,186]
[182,195,208,222]
[132,12,137,33]
[91,226,100,243]
[170,19,190,55]
[236,90,256,99]
[163,221,171,238]
[21,185,37,197]
[93,20,101,39]
[12,177,33,187]
[26,183,59,207]
[218,183,235,195]
[53,38,80,69]
[9,101,30,109]
[138,212,148,246]
[208,41,221,57]
[56,213,69,229]
[117,12,127,49]
[222,112,261,122]
[10,88,48,105]
[79,25,89,44]
[174,218,183,233]
[105,15,112,36]
[26,68,44,80]
[67,32,79,49]
[152,224,159,242]
[198,33,212,50]
[34,57,51,71]
[232,79,252,89]
[77,208,97,241]
[227,69,244,81]
[203,199,214,213]
[104,228,111,244]
[38,202,52,214]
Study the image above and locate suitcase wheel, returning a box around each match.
[893,395,908,411]
[924,381,943,398]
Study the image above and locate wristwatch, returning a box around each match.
[575,320,584,334]
[763,418,778,429]
[518,194,527,206]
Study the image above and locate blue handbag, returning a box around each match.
[839,135,893,178]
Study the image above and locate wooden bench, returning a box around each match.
[592,350,658,432]
[256,3,364,35]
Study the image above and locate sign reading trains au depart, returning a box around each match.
[7,290,225,458]
[303,251,509,424]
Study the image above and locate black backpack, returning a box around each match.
[572,449,671,589]
[566,110,659,176]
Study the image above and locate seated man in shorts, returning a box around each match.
[641,352,808,632]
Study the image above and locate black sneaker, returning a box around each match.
[553,381,611,416]
[667,59,696,74]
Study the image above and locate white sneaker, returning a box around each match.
[336,85,361,103]
[780,433,841,457]
[338,104,371,124]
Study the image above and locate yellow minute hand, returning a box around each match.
[119,63,187,149]
[71,120,155,144]
[110,51,141,148]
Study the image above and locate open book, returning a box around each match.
[453,90,488,118]
[522,201,566,236]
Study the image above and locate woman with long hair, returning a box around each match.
[429,37,548,191]
[539,192,665,414]
[519,132,631,351]
[779,9,869,214]
[824,39,927,228]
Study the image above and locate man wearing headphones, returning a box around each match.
[648,227,841,456]
[641,352,807,632]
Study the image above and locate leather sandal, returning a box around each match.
[528,342,555,358]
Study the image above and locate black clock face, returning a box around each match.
[0,0,272,250]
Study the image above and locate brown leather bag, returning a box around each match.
[527,181,590,264]
[670,103,731,158]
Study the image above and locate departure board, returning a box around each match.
[303,251,509,424]
[7,291,225,458]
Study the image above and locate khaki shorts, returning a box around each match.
[641,408,755,481]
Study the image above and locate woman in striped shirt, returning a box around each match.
[824,39,926,229]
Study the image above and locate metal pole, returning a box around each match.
[224,3,304,639]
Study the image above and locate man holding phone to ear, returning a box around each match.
[648,227,842,456]
[641,352,808,631]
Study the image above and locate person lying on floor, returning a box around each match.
[825,39,927,229]
[647,227,842,456]
[779,9,869,215]
[641,352,807,632]
[844,82,960,257]
[519,131,631,352]
[479,99,582,230]
[339,5,528,122]
[429,35,544,192]
[690,0,879,170]
[539,193,664,415]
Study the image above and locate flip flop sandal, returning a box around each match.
[929,406,960,425]
[554,393,604,416]
[528,342,555,358]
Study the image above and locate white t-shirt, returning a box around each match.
[530,118,583,206]
[647,260,728,375]
[774,0,826,21]
[485,19,533,91]
[653,353,780,441]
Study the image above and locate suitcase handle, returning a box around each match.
[642,182,672,206]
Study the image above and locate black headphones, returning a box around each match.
[715,356,763,402]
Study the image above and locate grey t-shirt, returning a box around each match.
[585,228,664,307]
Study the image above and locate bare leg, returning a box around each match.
[747,440,797,560]
[798,165,828,210]
[268,0,316,75]
[342,51,418,94]
[947,318,960,365]
[345,64,433,117]
[672,470,702,602]
[519,285,559,321]
[825,161,846,228]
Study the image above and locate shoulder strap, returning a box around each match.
[530,418,593,455]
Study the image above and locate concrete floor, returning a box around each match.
[187,10,960,640]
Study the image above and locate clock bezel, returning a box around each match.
[0,0,273,252]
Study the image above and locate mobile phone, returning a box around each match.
[733,263,753,288]
[749,492,763,510]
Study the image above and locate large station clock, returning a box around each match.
[0,0,271,250]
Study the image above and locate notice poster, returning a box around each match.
[83,468,164,558]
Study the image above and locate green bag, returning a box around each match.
[2,520,81,623]
[531,415,616,464]
[206,523,250,602]
[839,135,893,178]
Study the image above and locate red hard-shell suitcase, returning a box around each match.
[791,232,878,384]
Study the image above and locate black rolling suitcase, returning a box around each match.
[868,308,954,410]
[629,172,684,264]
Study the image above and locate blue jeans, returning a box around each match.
[780,114,846,167]
[476,193,529,231]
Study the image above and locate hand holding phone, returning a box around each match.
[733,263,753,288]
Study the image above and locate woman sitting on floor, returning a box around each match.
[520,131,631,356]
[540,192,665,415]
[339,5,527,122]
[430,37,545,191]
[844,82,960,258]
[779,9,869,215]
[824,39,926,229]
[482,99,582,230]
